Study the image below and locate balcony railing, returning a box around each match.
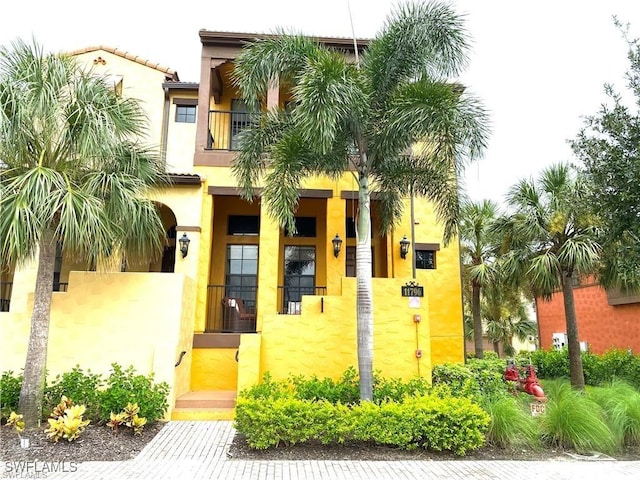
[207,110,257,151]
[277,286,327,314]
[0,282,12,312]
[206,285,257,333]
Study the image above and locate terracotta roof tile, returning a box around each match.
[67,46,179,81]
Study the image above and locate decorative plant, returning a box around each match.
[44,396,90,442]
[5,411,25,438]
[107,402,147,435]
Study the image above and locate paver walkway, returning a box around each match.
[3,421,639,479]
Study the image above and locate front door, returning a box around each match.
[283,246,315,314]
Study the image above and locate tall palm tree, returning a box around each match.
[459,199,500,359]
[482,280,536,357]
[231,1,489,400]
[0,40,166,427]
[495,163,601,390]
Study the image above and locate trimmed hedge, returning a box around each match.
[234,393,489,455]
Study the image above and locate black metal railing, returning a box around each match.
[0,282,12,312]
[277,286,327,314]
[207,110,258,150]
[206,285,257,333]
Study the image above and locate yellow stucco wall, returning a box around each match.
[0,271,195,418]
[166,92,198,172]
[190,348,238,390]
[72,50,166,149]
[256,277,432,382]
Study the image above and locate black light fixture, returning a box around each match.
[179,233,191,258]
[399,235,410,260]
[332,234,343,258]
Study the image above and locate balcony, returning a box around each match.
[207,110,256,151]
[277,286,327,315]
[206,285,257,333]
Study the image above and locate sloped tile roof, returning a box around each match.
[68,46,179,81]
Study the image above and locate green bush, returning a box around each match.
[239,372,292,400]
[0,371,22,420]
[98,364,169,423]
[432,362,479,398]
[234,397,349,449]
[44,366,103,421]
[235,393,489,456]
[482,396,540,448]
[373,375,432,402]
[529,348,640,388]
[588,380,640,448]
[290,367,360,404]
[540,383,616,454]
[529,348,570,380]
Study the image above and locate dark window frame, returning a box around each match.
[175,105,196,123]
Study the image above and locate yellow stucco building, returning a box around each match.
[1,32,465,420]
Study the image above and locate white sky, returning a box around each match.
[3,0,640,205]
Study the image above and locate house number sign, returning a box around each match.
[401,281,424,297]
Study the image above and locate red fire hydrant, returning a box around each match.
[504,360,547,402]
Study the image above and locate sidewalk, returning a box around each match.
[3,421,640,479]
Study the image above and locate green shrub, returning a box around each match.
[529,349,570,380]
[403,395,489,455]
[466,358,509,400]
[540,384,616,454]
[432,362,479,398]
[234,397,348,449]
[0,371,22,420]
[99,364,169,423]
[482,396,540,448]
[290,367,359,404]
[373,375,432,402]
[588,380,640,447]
[239,372,292,400]
[235,393,489,456]
[44,366,103,421]
[529,348,640,388]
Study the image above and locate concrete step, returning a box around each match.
[171,407,235,421]
[175,390,237,409]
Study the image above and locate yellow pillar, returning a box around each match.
[326,195,345,295]
[256,210,280,330]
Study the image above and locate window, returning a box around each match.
[228,215,260,236]
[175,105,196,123]
[416,250,436,269]
[284,217,316,237]
[230,99,250,150]
[225,245,258,310]
[283,246,316,310]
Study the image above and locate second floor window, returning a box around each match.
[175,105,196,123]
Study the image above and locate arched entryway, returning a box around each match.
[152,203,178,273]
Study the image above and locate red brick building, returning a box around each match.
[535,279,640,354]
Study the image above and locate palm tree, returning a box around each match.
[482,280,537,357]
[495,163,601,390]
[459,199,500,359]
[0,40,166,427]
[231,1,489,400]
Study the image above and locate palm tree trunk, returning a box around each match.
[356,170,374,401]
[18,229,56,428]
[560,271,585,390]
[472,280,484,359]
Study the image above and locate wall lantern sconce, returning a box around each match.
[399,235,410,260]
[332,234,343,258]
[179,233,191,258]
